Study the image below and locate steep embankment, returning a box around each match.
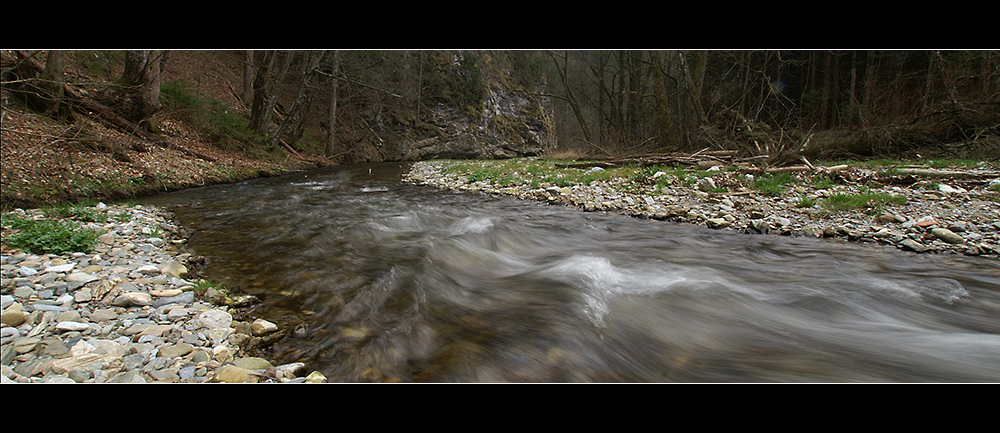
[0,106,320,210]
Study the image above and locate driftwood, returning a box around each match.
[893,168,990,179]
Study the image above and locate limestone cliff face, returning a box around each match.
[373,51,556,161]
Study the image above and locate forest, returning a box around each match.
[2,50,998,170]
[542,50,998,163]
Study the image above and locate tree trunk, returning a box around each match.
[932,50,962,110]
[862,51,878,126]
[36,50,71,119]
[249,50,276,133]
[678,51,706,125]
[260,51,295,135]
[547,50,593,144]
[820,51,832,129]
[120,50,165,124]
[326,50,340,157]
[242,50,255,108]
[269,51,324,149]
[648,51,674,149]
[249,50,295,137]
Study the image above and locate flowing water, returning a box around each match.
[141,162,1000,383]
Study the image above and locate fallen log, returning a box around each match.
[765,165,812,173]
[893,168,991,179]
[554,161,619,169]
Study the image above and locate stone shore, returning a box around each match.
[403,159,1000,259]
[1,203,326,383]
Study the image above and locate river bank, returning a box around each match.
[1,202,327,383]
[403,158,1000,259]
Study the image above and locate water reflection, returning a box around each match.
[142,163,1000,382]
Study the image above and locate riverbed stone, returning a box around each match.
[157,342,194,359]
[112,292,152,307]
[251,318,278,336]
[197,309,233,330]
[213,364,256,383]
[1,206,324,384]
[1,309,26,327]
[931,227,965,244]
[234,356,273,370]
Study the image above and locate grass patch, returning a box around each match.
[796,197,816,208]
[752,172,796,196]
[466,167,505,183]
[812,176,836,190]
[822,191,907,213]
[191,279,224,296]
[42,201,108,223]
[1,214,99,255]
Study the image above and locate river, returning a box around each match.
[139,162,1000,383]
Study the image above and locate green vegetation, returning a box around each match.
[191,279,224,296]
[796,197,816,208]
[752,172,796,196]
[42,201,107,223]
[822,190,907,213]
[1,213,99,255]
[812,176,836,189]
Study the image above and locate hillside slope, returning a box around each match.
[1,50,329,210]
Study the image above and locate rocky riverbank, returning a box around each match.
[403,158,1000,259]
[1,203,327,383]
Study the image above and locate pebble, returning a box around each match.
[403,160,999,259]
[1,203,326,383]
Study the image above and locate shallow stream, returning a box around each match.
[141,162,1000,382]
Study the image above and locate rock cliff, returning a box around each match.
[370,52,557,161]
